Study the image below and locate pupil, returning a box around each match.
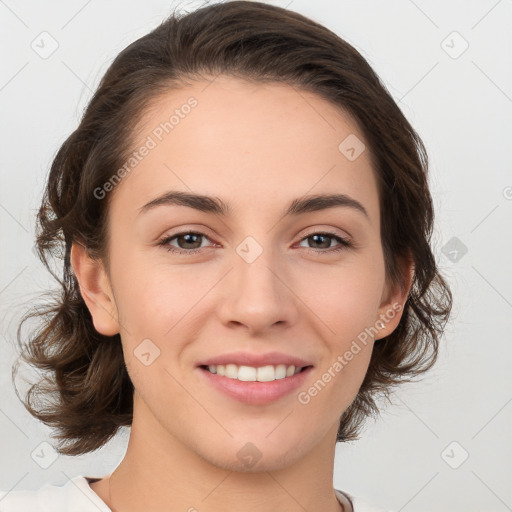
[312,234,329,249]
[181,233,201,249]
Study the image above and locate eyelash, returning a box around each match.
[157,230,352,255]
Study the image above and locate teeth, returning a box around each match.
[206,364,303,382]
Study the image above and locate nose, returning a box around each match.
[216,245,299,336]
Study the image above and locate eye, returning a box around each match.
[297,231,352,254]
[158,232,214,254]
[158,230,352,255]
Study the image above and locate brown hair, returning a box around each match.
[13,0,452,456]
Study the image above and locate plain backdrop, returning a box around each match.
[1,1,511,511]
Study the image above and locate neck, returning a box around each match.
[102,395,344,512]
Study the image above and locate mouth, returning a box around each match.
[197,363,314,405]
[199,363,313,382]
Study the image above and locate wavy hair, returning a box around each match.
[13,0,452,455]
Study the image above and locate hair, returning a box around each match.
[13,0,452,456]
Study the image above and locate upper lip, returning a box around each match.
[197,351,314,368]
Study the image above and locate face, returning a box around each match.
[74,75,408,472]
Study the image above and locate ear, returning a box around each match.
[70,242,120,336]
[374,255,414,341]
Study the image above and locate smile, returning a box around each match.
[201,364,308,382]
[198,364,314,405]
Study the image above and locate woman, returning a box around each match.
[4,2,452,511]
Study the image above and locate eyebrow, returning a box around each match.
[137,191,369,220]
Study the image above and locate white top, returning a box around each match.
[0,475,391,511]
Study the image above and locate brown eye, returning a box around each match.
[298,232,351,253]
[174,233,204,250]
[158,232,213,254]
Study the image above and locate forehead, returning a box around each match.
[109,76,380,226]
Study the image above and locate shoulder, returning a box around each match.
[0,475,111,512]
[335,488,394,512]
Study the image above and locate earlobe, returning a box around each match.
[70,242,120,336]
[374,257,414,340]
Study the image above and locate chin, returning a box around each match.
[206,449,303,473]
[195,435,310,474]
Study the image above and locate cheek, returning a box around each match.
[110,248,199,335]
[294,255,383,391]
[296,254,385,336]
[329,289,381,347]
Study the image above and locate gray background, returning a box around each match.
[1,1,511,510]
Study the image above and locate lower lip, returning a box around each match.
[198,366,313,405]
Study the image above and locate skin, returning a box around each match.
[71,75,412,512]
